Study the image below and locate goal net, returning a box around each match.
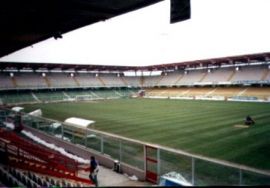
[75,95,93,101]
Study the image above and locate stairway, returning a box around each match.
[11,77,17,87]
[31,92,40,102]
[199,73,208,82]
[90,91,101,98]
[97,77,106,86]
[227,70,236,81]
[62,91,71,99]
[237,88,248,96]
[155,75,164,86]
[261,69,270,80]
[43,77,51,87]
[205,88,217,97]
[120,77,128,86]
[174,74,184,85]
[73,77,80,86]
[140,76,144,87]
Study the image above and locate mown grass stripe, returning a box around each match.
[23,99,270,170]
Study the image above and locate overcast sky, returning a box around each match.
[1,0,270,66]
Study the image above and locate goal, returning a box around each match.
[75,95,93,101]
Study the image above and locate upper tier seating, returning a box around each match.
[124,76,141,87]
[99,74,125,87]
[75,73,104,87]
[230,66,266,82]
[143,76,161,87]
[1,65,270,90]
[202,68,234,83]
[158,72,183,86]
[263,69,270,80]
[0,74,14,89]
[46,73,77,88]
[176,70,206,85]
[14,73,48,88]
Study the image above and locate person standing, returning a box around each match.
[89,156,99,186]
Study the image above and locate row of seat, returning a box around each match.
[0,127,92,187]
[8,167,40,188]
[144,66,270,87]
[0,88,137,104]
[0,165,25,187]
[0,164,90,188]
[1,65,269,89]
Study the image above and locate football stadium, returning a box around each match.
[1,0,270,187]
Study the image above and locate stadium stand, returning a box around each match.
[65,90,94,98]
[158,72,183,86]
[186,87,214,96]
[124,76,142,87]
[0,73,15,89]
[212,87,247,97]
[99,74,126,87]
[34,90,68,102]
[176,70,206,86]
[2,64,269,92]
[14,73,48,89]
[46,73,77,88]
[145,86,270,100]
[0,88,138,105]
[1,53,270,104]
[143,65,270,87]
[0,161,90,187]
[143,76,161,87]
[201,68,234,84]
[0,127,93,187]
[230,65,266,82]
[239,87,270,100]
[75,73,104,87]
[262,69,270,80]
[0,165,25,187]
[0,92,35,104]
[145,87,188,97]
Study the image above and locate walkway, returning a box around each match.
[79,165,154,187]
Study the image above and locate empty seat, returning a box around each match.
[26,178,32,188]
[37,177,43,186]
[50,178,55,186]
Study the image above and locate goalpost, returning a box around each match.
[75,95,93,101]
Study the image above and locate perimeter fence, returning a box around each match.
[0,108,270,185]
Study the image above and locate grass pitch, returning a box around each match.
[23,98,270,170]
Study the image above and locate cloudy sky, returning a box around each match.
[1,0,270,66]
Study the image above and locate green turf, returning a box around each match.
[23,98,270,170]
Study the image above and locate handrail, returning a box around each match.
[2,107,270,178]
[35,113,270,177]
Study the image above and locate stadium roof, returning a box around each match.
[0,0,167,57]
[1,0,270,67]
[1,52,270,72]
[0,0,191,58]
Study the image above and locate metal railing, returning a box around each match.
[1,108,270,186]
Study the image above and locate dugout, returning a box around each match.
[63,117,95,145]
